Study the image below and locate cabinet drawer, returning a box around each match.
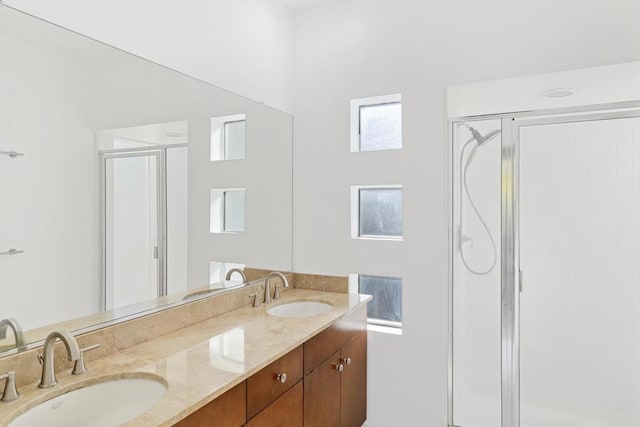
[304,306,366,375]
[246,380,303,427]
[173,381,246,427]
[247,345,303,419]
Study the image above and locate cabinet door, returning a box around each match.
[340,331,367,427]
[304,349,342,427]
[247,345,303,419]
[246,380,303,427]
[173,382,246,427]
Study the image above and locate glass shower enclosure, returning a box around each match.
[449,108,640,427]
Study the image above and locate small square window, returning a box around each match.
[359,103,401,151]
[349,274,402,329]
[210,188,245,233]
[351,94,402,152]
[211,114,246,161]
[351,186,403,239]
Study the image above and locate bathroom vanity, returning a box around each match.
[176,302,367,427]
[0,289,370,427]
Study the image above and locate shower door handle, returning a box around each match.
[519,269,523,293]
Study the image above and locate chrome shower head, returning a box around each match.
[468,126,501,146]
[459,123,501,146]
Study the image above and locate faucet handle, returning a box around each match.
[0,370,19,402]
[273,283,283,300]
[72,343,100,375]
[249,293,261,308]
[37,354,44,365]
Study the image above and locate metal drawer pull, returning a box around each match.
[0,249,24,256]
[275,372,287,383]
[340,357,352,366]
[0,151,24,159]
[334,363,344,372]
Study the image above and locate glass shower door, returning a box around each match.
[518,116,640,427]
[103,151,161,311]
[451,118,503,427]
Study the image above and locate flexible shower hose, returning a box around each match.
[458,137,498,275]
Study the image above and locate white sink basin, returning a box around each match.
[267,300,333,318]
[9,377,166,427]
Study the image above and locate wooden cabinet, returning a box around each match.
[304,349,342,427]
[174,382,246,427]
[246,381,303,427]
[304,306,368,427]
[173,306,367,427]
[340,330,367,427]
[247,345,303,420]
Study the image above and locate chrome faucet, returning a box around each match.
[0,371,19,402]
[225,268,247,283]
[38,331,80,388]
[264,272,289,304]
[0,318,25,349]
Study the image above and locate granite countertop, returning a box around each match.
[1,289,371,426]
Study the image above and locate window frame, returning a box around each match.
[350,184,403,240]
[349,273,403,333]
[209,188,246,234]
[222,119,246,161]
[350,94,402,153]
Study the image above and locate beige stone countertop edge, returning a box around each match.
[0,289,371,427]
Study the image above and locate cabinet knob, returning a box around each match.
[276,372,287,383]
[340,357,352,366]
[334,363,344,372]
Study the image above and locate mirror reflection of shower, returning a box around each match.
[97,121,189,311]
[457,122,501,275]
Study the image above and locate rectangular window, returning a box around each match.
[211,114,246,161]
[223,190,245,232]
[351,185,403,239]
[349,274,402,331]
[351,94,402,152]
[223,120,246,160]
[210,188,245,233]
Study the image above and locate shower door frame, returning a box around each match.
[447,101,640,427]
[99,143,187,311]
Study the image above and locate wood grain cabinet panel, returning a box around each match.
[245,381,303,427]
[304,349,342,427]
[173,382,246,427]
[340,331,367,427]
[174,306,368,427]
[247,345,303,419]
[304,306,367,375]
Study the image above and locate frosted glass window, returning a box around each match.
[223,190,245,232]
[210,114,246,161]
[359,102,402,151]
[224,120,245,160]
[359,188,403,238]
[210,188,245,233]
[358,275,402,326]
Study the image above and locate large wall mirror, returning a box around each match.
[0,5,293,356]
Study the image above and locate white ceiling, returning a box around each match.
[278,0,342,11]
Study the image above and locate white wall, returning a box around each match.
[292,0,640,425]
[2,0,295,114]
